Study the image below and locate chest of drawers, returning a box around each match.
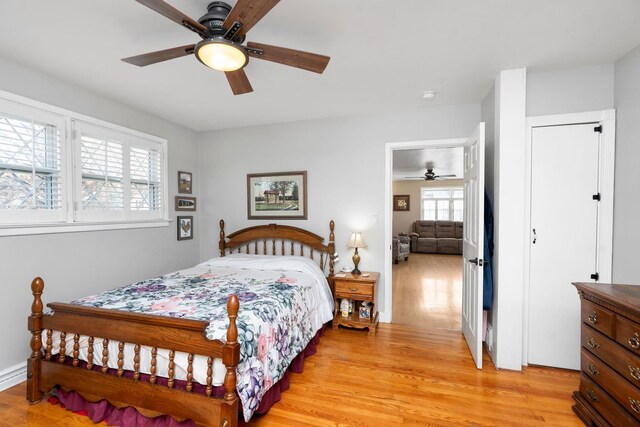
[573,282,640,426]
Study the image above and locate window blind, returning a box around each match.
[74,121,165,222]
[0,99,66,224]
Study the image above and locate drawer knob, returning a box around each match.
[588,312,598,324]
[587,337,600,349]
[630,397,640,414]
[629,333,640,349]
[629,365,640,381]
[350,287,358,292]
[586,388,599,402]
[587,363,600,376]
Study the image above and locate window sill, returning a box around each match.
[0,219,172,237]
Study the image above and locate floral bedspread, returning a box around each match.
[71,255,334,421]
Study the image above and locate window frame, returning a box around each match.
[420,186,464,222]
[0,90,169,236]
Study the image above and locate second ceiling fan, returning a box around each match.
[406,168,457,181]
[122,0,331,95]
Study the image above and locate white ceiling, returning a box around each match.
[393,147,463,181]
[0,1,639,132]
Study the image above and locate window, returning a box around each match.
[0,99,66,224]
[74,122,165,222]
[421,187,464,221]
[0,93,168,234]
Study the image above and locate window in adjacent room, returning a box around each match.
[421,187,463,221]
[0,93,168,234]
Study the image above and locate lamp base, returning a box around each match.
[351,248,361,275]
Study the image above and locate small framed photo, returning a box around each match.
[177,216,193,240]
[175,196,196,211]
[247,171,307,220]
[178,171,192,194]
[393,195,410,211]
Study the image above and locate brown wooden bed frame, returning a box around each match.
[27,220,335,427]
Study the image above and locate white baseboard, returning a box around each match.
[379,311,390,323]
[0,362,27,392]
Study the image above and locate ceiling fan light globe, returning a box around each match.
[195,38,248,72]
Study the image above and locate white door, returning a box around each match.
[528,123,600,370]
[462,123,485,369]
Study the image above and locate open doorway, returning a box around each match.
[391,147,465,329]
[384,126,486,368]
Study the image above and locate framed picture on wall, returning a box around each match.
[393,195,410,211]
[178,171,192,194]
[175,196,196,211]
[247,171,307,219]
[177,216,193,240]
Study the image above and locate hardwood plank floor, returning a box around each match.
[393,253,463,329]
[0,323,581,426]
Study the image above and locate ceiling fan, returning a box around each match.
[122,0,331,95]
[405,169,457,181]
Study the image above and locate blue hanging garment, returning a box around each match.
[483,191,494,311]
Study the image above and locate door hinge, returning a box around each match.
[594,125,603,133]
[592,193,601,201]
[591,273,599,281]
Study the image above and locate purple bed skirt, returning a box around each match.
[50,326,325,426]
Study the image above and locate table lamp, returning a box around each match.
[347,232,367,275]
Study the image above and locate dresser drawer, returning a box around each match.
[617,315,640,355]
[582,324,640,386]
[581,350,640,422]
[580,374,640,427]
[335,281,373,299]
[582,299,615,336]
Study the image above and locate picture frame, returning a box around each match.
[177,216,193,240]
[178,171,192,194]
[175,196,196,211]
[393,194,410,211]
[247,171,307,220]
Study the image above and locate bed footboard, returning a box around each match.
[27,277,240,427]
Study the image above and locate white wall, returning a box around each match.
[392,179,464,236]
[0,56,201,373]
[198,105,480,319]
[526,64,614,117]
[613,46,640,283]
[491,68,527,370]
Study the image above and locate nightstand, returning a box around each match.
[332,272,379,335]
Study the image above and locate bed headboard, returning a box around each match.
[218,220,336,277]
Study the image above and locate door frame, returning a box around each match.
[522,109,616,365]
[384,137,467,323]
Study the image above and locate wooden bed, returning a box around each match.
[27,220,336,427]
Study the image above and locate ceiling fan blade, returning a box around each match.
[435,174,457,178]
[246,42,330,74]
[223,0,280,37]
[225,69,254,95]
[135,0,207,37]
[122,44,195,66]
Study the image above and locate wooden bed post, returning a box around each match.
[27,277,44,403]
[328,220,335,278]
[219,219,226,257]
[221,294,240,426]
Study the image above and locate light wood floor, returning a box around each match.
[1,323,581,426]
[393,253,463,329]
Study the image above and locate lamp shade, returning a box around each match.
[347,232,367,249]
[194,38,248,72]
